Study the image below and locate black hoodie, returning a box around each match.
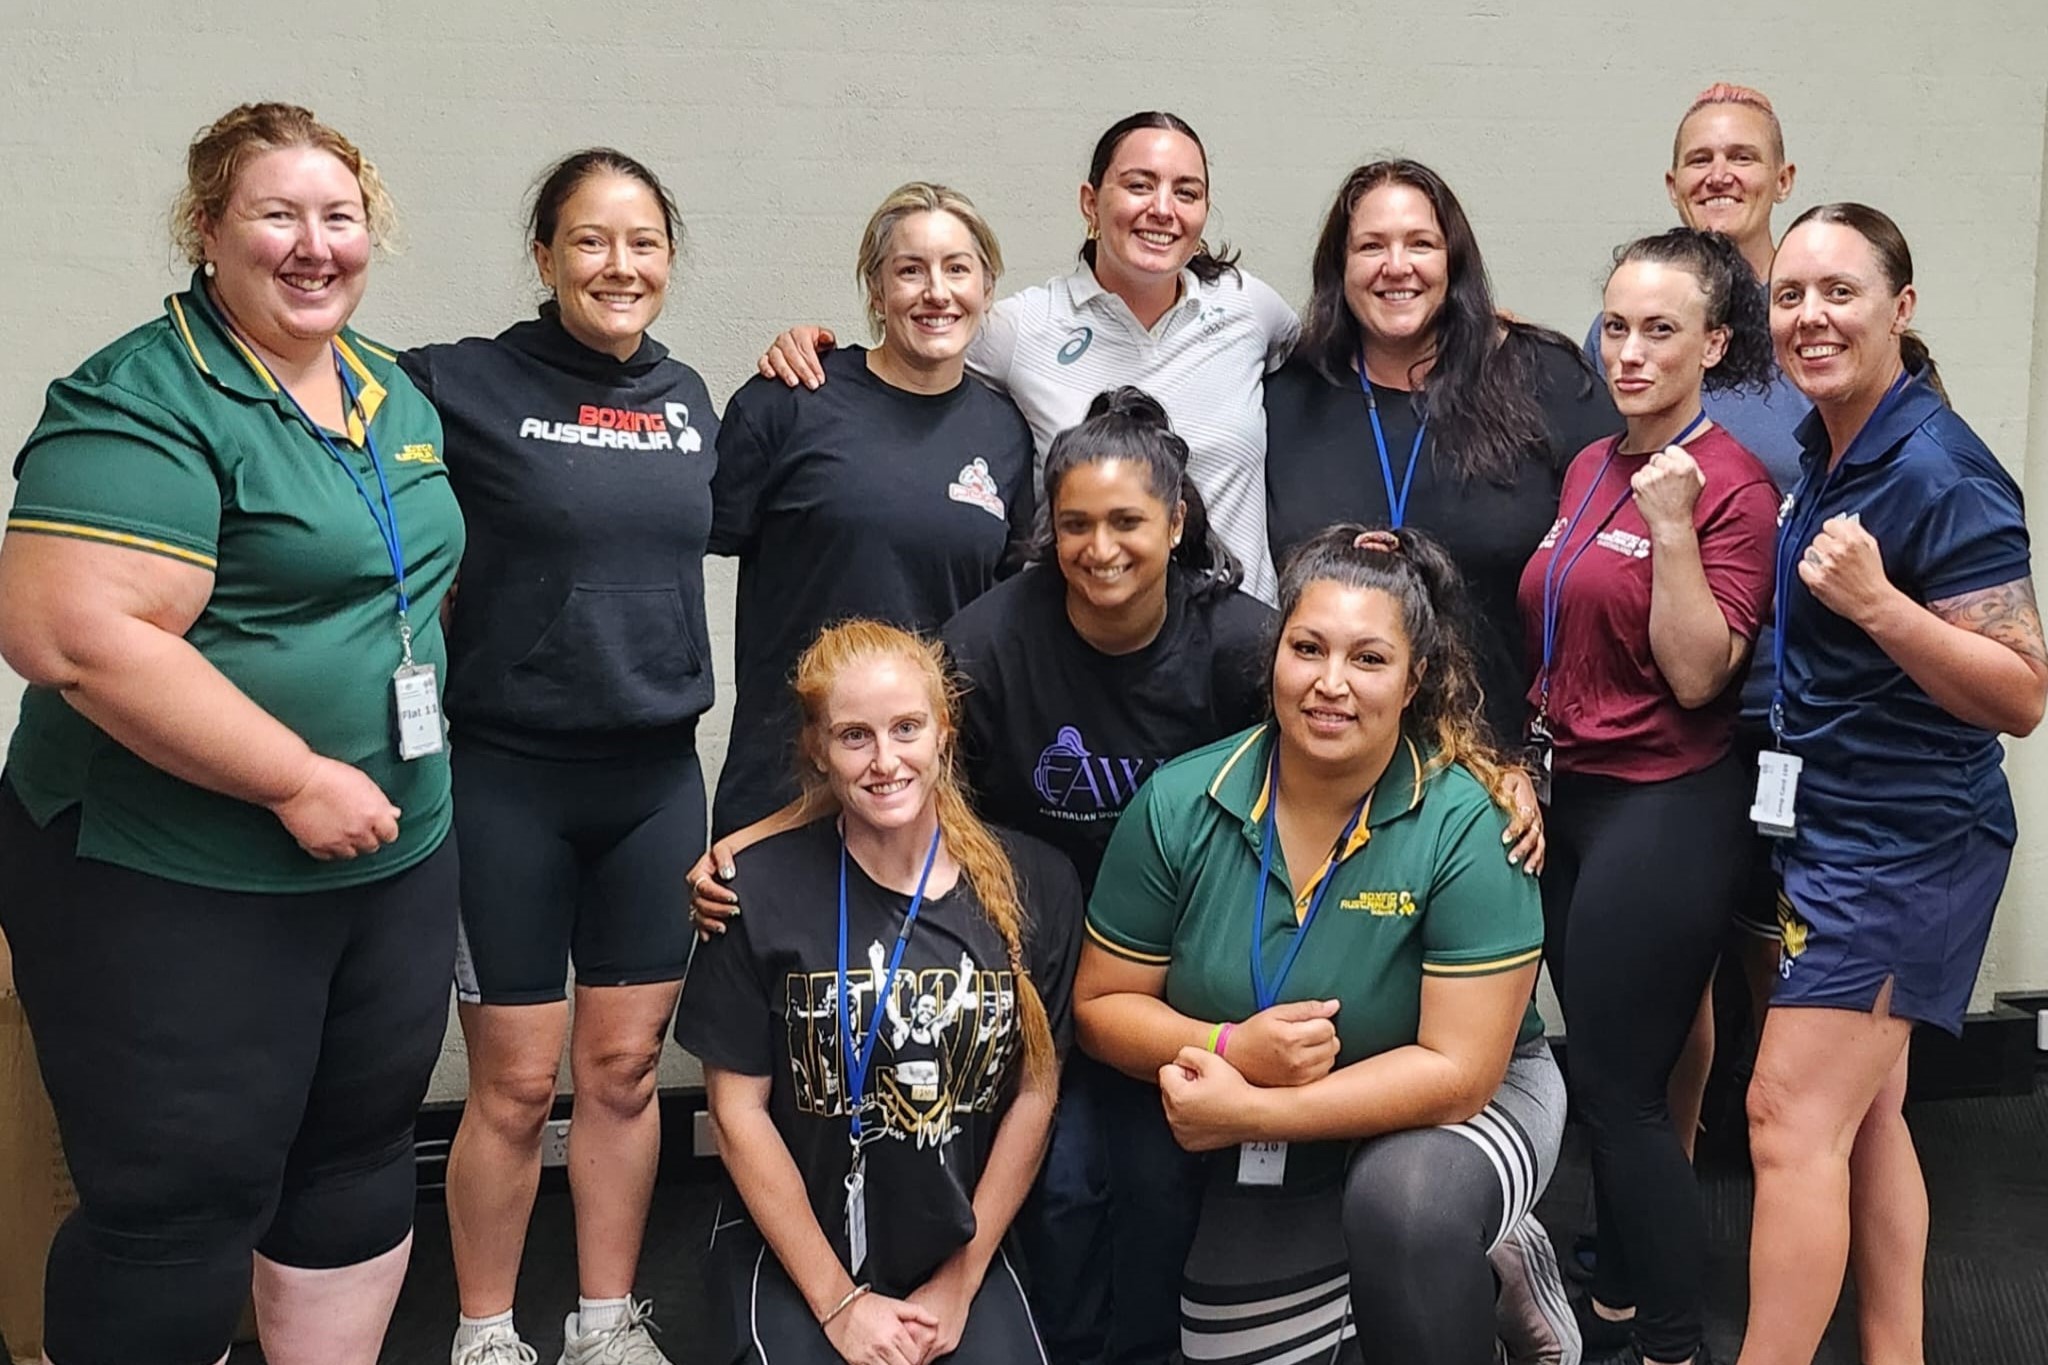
[402,313,718,758]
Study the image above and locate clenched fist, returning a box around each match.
[1797,514,1898,628]
[1630,445,1706,535]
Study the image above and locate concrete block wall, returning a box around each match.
[3,0,2045,1100]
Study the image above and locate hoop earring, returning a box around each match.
[1085,221,1100,241]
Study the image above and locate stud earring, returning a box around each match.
[202,260,216,278]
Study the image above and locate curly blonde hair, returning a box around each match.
[171,102,397,265]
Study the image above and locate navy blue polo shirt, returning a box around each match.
[1777,372,2030,861]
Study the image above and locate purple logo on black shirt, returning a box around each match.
[1032,725,1157,817]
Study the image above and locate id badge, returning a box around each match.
[1526,719,1554,808]
[1750,750,1801,838]
[393,663,445,761]
[845,1163,869,1274]
[1236,1140,1287,1187]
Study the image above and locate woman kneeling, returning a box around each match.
[676,621,1082,1364]
[1077,526,1566,1365]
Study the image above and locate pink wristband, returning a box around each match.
[1215,1022,1235,1057]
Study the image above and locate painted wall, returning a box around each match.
[3,1,2044,1098]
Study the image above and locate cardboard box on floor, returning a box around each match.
[0,930,76,1365]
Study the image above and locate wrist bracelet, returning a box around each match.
[1205,1022,1224,1053]
[820,1283,870,1327]
[1216,1022,1236,1057]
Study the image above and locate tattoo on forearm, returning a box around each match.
[1929,577,2048,669]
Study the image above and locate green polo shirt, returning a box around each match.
[1087,724,1544,1063]
[4,273,464,892]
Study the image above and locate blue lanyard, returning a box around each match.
[1770,370,1913,743]
[1359,355,1427,529]
[1250,746,1370,1012]
[254,342,416,663]
[1537,411,1708,713]
[836,827,943,1145]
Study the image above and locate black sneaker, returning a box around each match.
[1571,1294,1636,1360]
[1566,1231,1598,1285]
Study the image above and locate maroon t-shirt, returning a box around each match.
[1516,425,1779,781]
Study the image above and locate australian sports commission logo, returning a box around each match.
[1031,726,1157,820]
[518,401,704,452]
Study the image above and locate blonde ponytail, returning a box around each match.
[793,620,1059,1095]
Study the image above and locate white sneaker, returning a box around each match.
[558,1298,672,1365]
[452,1321,539,1365]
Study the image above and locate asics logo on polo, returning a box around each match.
[517,402,703,452]
[1056,327,1093,365]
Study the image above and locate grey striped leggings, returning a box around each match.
[1179,1039,1573,1365]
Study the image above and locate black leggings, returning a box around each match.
[1541,753,1749,1364]
[0,782,458,1365]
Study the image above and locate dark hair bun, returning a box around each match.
[1087,384,1173,430]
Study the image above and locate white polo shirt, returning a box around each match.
[969,263,1298,603]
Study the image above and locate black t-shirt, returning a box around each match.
[1265,339,1618,746]
[401,315,719,758]
[941,564,1274,893]
[710,346,1036,836]
[675,818,1082,1293]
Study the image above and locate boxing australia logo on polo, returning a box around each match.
[1031,726,1157,823]
[517,402,705,452]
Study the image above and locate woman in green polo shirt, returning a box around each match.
[0,103,462,1365]
[1076,525,1568,1365]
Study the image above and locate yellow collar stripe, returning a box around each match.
[1209,726,1269,805]
[167,297,212,376]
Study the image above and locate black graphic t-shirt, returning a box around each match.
[675,818,1082,1293]
[941,564,1274,892]
[710,345,1036,836]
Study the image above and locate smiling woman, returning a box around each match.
[707,183,1036,841]
[0,101,462,1365]
[1739,203,2047,1365]
[674,620,1080,1365]
[1075,525,1569,1364]
[396,148,720,1365]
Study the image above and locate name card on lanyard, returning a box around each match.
[262,342,443,762]
[836,827,942,1273]
[1761,371,1912,836]
[1240,746,1369,1186]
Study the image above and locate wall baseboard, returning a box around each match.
[413,996,2046,1188]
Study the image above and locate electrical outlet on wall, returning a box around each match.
[541,1118,571,1167]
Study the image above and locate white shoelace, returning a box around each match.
[452,1331,539,1365]
[569,1297,667,1365]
